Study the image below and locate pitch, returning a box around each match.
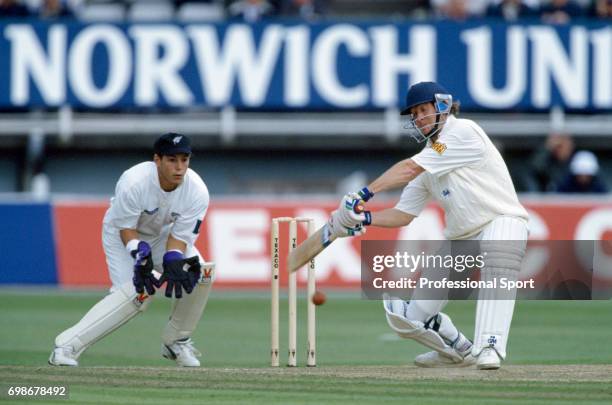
[1,289,611,404]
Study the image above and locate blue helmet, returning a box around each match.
[401,81,453,143]
[401,81,451,115]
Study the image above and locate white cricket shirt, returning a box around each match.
[103,162,209,246]
[395,115,528,239]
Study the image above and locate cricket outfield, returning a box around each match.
[1,289,611,404]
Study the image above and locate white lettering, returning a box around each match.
[189,24,284,106]
[284,25,309,106]
[130,25,193,106]
[591,27,612,108]
[372,255,385,272]
[462,26,526,108]
[370,25,435,106]
[575,208,612,240]
[5,24,66,105]
[312,24,369,107]
[208,210,269,281]
[530,26,588,108]
[69,25,131,107]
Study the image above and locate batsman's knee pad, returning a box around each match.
[479,238,525,303]
[383,296,463,362]
[55,282,152,357]
[162,262,215,345]
[481,239,526,276]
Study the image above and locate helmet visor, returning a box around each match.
[402,93,452,143]
[403,111,444,143]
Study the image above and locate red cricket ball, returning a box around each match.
[311,290,327,306]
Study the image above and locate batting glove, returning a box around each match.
[335,193,364,228]
[327,210,367,240]
[336,192,373,228]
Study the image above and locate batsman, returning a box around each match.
[330,82,529,370]
[49,133,215,367]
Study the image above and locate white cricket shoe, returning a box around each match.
[477,347,501,370]
[48,346,78,366]
[415,351,476,368]
[162,338,202,367]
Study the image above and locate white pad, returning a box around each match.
[404,299,448,322]
[162,262,215,345]
[55,282,152,357]
[473,217,528,359]
[383,295,463,362]
[473,291,516,359]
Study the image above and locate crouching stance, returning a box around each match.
[49,133,215,367]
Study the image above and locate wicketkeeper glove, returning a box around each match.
[128,240,157,296]
[159,251,202,299]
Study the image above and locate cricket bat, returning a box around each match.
[287,204,364,273]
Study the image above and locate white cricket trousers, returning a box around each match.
[405,216,528,358]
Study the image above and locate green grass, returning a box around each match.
[0,289,611,404]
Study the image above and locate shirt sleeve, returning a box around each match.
[412,128,485,177]
[171,184,210,246]
[394,174,431,217]
[107,176,142,230]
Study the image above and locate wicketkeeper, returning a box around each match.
[49,133,215,367]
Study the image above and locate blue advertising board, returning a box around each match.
[0,20,610,111]
[0,203,57,284]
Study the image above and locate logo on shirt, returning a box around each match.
[431,141,447,155]
[172,135,183,145]
[143,208,159,215]
[170,212,181,221]
[441,189,451,198]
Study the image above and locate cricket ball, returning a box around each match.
[311,290,326,306]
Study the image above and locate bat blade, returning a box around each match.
[287,225,335,273]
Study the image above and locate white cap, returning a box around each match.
[570,151,599,176]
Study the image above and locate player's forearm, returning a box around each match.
[166,234,187,253]
[119,229,140,246]
[370,208,415,228]
[367,159,424,194]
